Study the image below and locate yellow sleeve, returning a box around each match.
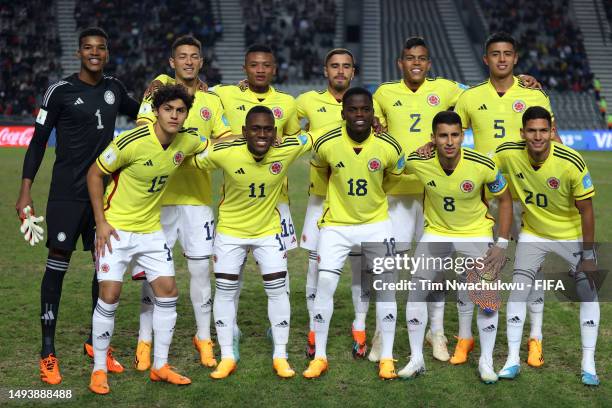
[137,95,156,124]
[571,161,595,201]
[210,97,232,139]
[296,93,308,121]
[485,164,508,196]
[454,94,471,129]
[541,93,555,122]
[386,149,406,176]
[154,74,172,84]
[96,140,130,174]
[373,97,387,128]
[192,147,217,171]
[447,81,466,108]
[283,107,301,136]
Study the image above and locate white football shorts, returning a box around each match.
[213,232,288,275]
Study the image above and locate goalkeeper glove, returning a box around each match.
[20,205,44,246]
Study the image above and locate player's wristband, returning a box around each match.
[582,249,596,260]
[495,237,509,249]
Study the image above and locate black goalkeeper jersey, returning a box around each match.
[23,74,139,201]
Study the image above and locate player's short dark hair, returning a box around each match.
[342,87,373,106]
[402,36,428,55]
[245,44,274,62]
[171,35,202,56]
[152,84,194,111]
[432,111,462,132]
[78,27,108,47]
[484,32,517,53]
[245,105,275,123]
[522,106,552,128]
[324,48,355,65]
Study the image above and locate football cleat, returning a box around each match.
[498,364,521,380]
[193,337,217,368]
[305,331,315,359]
[150,364,191,385]
[351,326,367,359]
[450,337,475,365]
[527,338,544,367]
[273,358,296,378]
[210,358,237,380]
[89,370,109,394]
[378,358,398,380]
[84,343,124,373]
[134,340,152,371]
[368,330,381,362]
[398,358,425,380]
[303,357,328,379]
[40,354,62,385]
[478,358,498,384]
[581,371,600,386]
[233,329,241,363]
[425,329,450,362]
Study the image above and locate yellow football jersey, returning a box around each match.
[138,74,230,206]
[494,141,595,240]
[192,134,312,238]
[374,77,466,195]
[312,124,405,227]
[405,147,508,237]
[96,124,208,233]
[454,76,554,157]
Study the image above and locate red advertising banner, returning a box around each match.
[0,126,34,147]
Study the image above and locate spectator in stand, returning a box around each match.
[607,113,612,130]
[593,77,601,100]
[598,97,607,121]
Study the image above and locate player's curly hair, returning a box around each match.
[152,84,194,111]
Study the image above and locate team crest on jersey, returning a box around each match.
[200,107,212,121]
[547,177,560,189]
[512,99,526,113]
[173,151,185,165]
[460,180,474,193]
[272,107,284,119]
[100,263,110,273]
[427,93,440,106]
[104,90,115,105]
[368,158,382,172]
[270,161,283,174]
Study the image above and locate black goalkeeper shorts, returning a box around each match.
[45,200,95,252]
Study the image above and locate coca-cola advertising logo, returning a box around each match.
[0,126,35,147]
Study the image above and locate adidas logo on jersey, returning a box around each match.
[313,314,325,323]
[516,172,525,179]
[478,104,488,110]
[215,320,227,327]
[335,161,345,168]
[507,316,522,324]
[317,106,327,112]
[97,331,111,340]
[74,97,84,105]
[237,105,246,111]
[275,320,289,328]
[407,318,422,326]
[382,314,395,322]
[582,320,596,327]
[144,159,153,166]
[482,324,496,332]
[393,100,402,107]
[427,180,436,187]
[235,168,245,174]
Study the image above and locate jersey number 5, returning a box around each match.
[493,119,505,138]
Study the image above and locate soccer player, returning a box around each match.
[132,35,231,371]
[15,27,139,384]
[302,88,405,380]
[296,48,380,358]
[191,106,312,379]
[494,107,600,386]
[450,32,558,365]
[86,85,206,394]
[373,37,468,362]
[399,111,511,383]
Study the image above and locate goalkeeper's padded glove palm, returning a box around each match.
[20,206,44,246]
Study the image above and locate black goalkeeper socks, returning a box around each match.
[40,255,69,357]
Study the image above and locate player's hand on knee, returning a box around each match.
[483,245,507,275]
[416,142,435,158]
[96,221,119,257]
[578,258,598,291]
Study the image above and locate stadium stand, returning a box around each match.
[242,0,336,83]
[73,0,223,96]
[0,1,62,119]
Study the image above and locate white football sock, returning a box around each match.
[428,297,445,334]
[138,281,154,342]
[313,271,340,359]
[377,301,397,359]
[527,267,544,340]
[233,260,246,337]
[457,291,474,339]
[406,301,427,361]
[580,301,599,374]
[477,308,498,364]
[92,299,118,372]
[214,278,239,359]
[187,258,212,340]
[350,253,368,331]
[306,251,318,332]
[264,275,290,358]
[505,301,526,365]
[152,296,178,370]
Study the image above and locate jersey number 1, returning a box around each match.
[95,109,104,130]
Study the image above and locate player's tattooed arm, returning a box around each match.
[87,163,120,257]
[415,141,435,158]
[576,198,597,289]
[484,187,512,272]
[372,116,386,134]
[143,79,165,99]
[517,74,542,90]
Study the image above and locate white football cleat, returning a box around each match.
[425,329,450,362]
[398,358,425,379]
[479,357,498,384]
[367,330,381,362]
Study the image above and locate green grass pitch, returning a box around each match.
[0,148,610,407]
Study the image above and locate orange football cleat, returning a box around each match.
[88,370,109,395]
[351,326,368,358]
[150,364,191,385]
[40,354,62,385]
[527,338,544,367]
[450,337,475,365]
[303,357,328,379]
[84,343,124,373]
[210,358,237,380]
[193,336,217,368]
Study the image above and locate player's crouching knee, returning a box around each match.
[150,276,179,298]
